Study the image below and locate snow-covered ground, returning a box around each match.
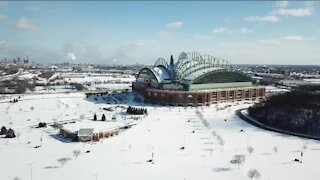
[31,85,77,94]
[28,72,134,93]
[1,92,319,180]
[265,85,290,96]
[61,72,135,84]
[17,71,40,80]
[303,78,320,84]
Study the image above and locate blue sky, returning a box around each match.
[0,1,319,65]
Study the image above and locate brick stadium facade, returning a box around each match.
[133,52,266,106]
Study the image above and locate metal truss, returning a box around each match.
[176,52,233,80]
[153,58,169,69]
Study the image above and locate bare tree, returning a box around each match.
[247,169,261,180]
[211,130,217,137]
[13,176,20,180]
[247,146,254,155]
[302,142,308,151]
[73,150,81,159]
[57,158,70,167]
[217,135,225,147]
[273,146,278,153]
[16,132,21,144]
[230,155,246,168]
[79,114,85,120]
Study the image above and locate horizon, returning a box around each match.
[0,1,319,65]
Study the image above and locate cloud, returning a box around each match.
[282,35,304,41]
[274,7,314,17]
[0,38,163,65]
[257,39,280,44]
[67,52,76,61]
[305,1,314,7]
[212,27,228,33]
[0,2,8,7]
[158,31,173,39]
[240,28,253,34]
[25,6,40,12]
[258,36,310,44]
[110,42,162,64]
[0,40,8,50]
[0,14,6,21]
[245,15,279,22]
[135,40,155,47]
[212,27,252,34]
[247,2,313,24]
[166,21,183,29]
[14,17,36,30]
[192,35,211,41]
[276,1,289,8]
[63,42,90,61]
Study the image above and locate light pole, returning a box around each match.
[94,172,99,180]
[151,146,154,162]
[240,130,250,148]
[28,162,34,180]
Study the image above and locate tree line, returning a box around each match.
[248,91,320,136]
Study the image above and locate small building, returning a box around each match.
[58,120,123,142]
[77,128,94,142]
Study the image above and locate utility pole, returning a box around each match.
[240,130,250,148]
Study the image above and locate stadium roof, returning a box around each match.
[147,52,233,82]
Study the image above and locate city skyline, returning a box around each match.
[0,1,319,65]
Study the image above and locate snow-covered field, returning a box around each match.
[1,92,320,180]
[62,73,135,84]
[303,78,320,84]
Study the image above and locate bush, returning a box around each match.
[5,128,16,138]
[38,71,54,79]
[38,122,47,128]
[71,83,86,91]
[101,114,106,121]
[248,169,261,180]
[230,154,246,168]
[126,106,148,115]
[0,126,7,135]
[15,83,27,94]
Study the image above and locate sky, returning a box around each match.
[0,1,319,65]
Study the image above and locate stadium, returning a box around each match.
[132,52,266,106]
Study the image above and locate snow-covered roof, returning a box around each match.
[62,120,123,133]
[183,67,222,81]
